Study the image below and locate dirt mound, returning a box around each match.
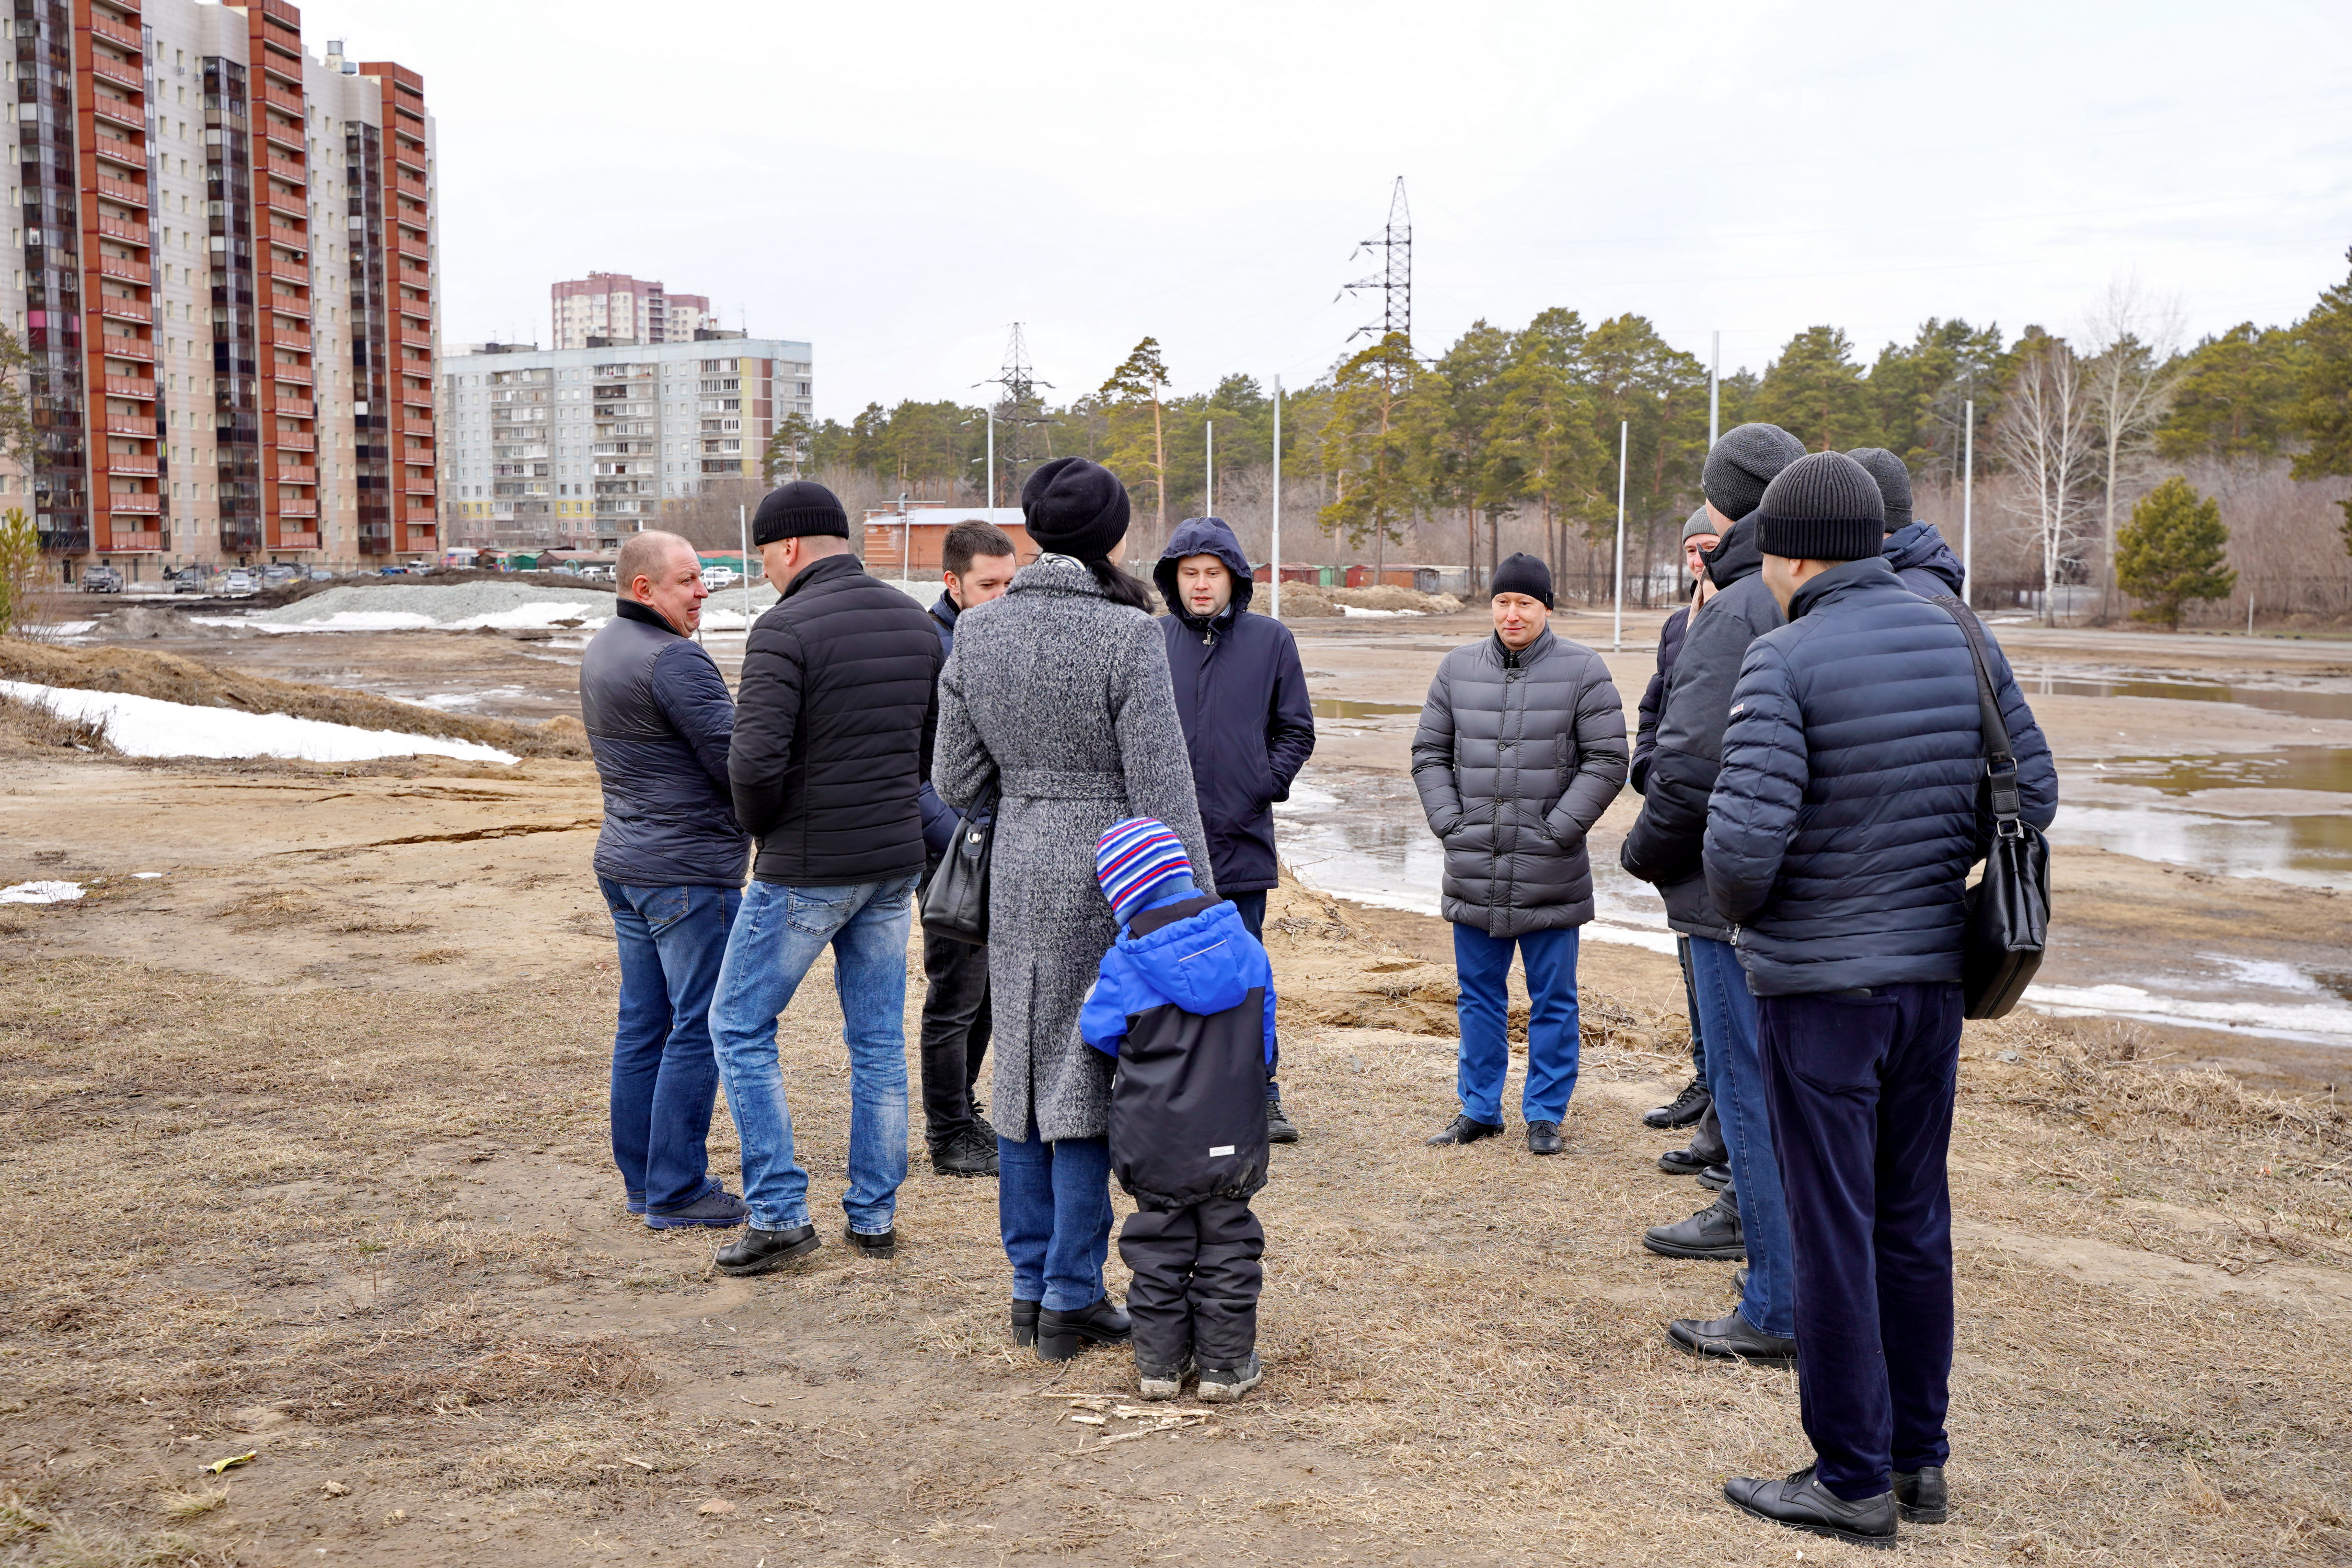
[1337,584,1464,614]
[0,639,589,759]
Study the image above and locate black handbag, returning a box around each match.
[1932,597,2049,1019]
[919,774,999,945]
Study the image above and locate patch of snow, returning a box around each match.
[133,871,164,879]
[1338,605,1424,618]
[0,681,517,766]
[1,880,84,905]
[2022,981,2352,1048]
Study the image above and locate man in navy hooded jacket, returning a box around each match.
[1704,452,2056,1549]
[1154,517,1316,1142]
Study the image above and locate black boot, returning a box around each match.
[1697,1163,1732,1190]
[1526,1120,1564,1155]
[1643,1076,1711,1129]
[1667,1311,1796,1367]
[1658,1103,1727,1175]
[1266,1089,1299,1145]
[1642,1190,1744,1261]
[1724,1466,1897,1549]
[1426,1114,1504,1147]
[713,1224,821,1276]
[1894,1467,1948,1524]
[1035,1296,1132,1362]
[1010,1299,1040,1348]
[930,1125,999,1178]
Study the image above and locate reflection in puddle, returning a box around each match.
[2020,669,2352,723]
[2051,802,2352,889]
[2099,747,2352,797]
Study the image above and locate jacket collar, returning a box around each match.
[931,590,960,628]
[785,550,862,600]
[1490,625,1555,668]
[614,596,678,635]
[1017,553,1112,598]
[1788,555,1899,620]
[1703,513,1765,590]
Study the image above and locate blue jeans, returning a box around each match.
[1228,889,1279,1088]
[1691,935,1794,1340]
[708,875,919,1235]
[1452,923,1581,1125]
[599,877,740,1213]
[998,1133,1113,1312]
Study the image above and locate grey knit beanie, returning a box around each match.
[1681,505,1718,544]
[1754,452,1885,562]
[1701,423,1806,522]
[1846,447,1914,534]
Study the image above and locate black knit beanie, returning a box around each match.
[1846,447,1915,533]
[1490,551,1553,609]
[1754,452,1885,562]
[1701,423,1806,522]
[1022,457,1130,559]
[752,479,849,545]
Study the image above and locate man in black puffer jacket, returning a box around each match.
[1154,516,1316,1143]
[1619,422,1806,1370]
[710,481,946,1278]
[1707,453,2055,1549]
[580,529,751,1232]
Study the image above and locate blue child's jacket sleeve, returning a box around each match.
[1079,947,1133,1057]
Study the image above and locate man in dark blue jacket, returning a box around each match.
[1705,453,2056,1550]
[1153,517,1315,1142]
[579,529,751,1231]
[915,520,1019,1178]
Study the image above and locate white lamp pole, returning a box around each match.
[1709,330,1721,448]
[1962,398,1975,611]
[986,407,995,510]
[738,503,751,625]
[1270,381,1282,620]
[1205,421,1214,515]
[1612,419,1628,650]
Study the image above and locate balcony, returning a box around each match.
[96,175,147,206]
[88,53,143,91]
[102,374,156,399]
[267,224,308,252]
[93,137,146,171]
[89,11,141,50]
[263,186,306,220]
[100,335,155,363]
[397,324,432,349]
[97,294,151,325]
[393,145,426,176]
[274,429,316,452]
[97,255,151,284]
[105,415,151,436]
[266,256,310,286]
[400,414,434,435]
[265,156,307,185]
[91,95,144,131]
[272,361,314,386]
[101,454,159,477]
[402,476,436,494]
[271,395,315,418]
[278,498,319,518]
[97,214,149,245]
[104,490,160,514]
[275,463,317,485]
[101,525,164,553]
[257,80,304,116]
[262,117,304,152]
[271,329,313,352]
[276,529,322,550]
[391,232,427,260]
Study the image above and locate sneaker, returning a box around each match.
[1035,1296,1132,1362]
[930,1126,999,1178]
[842,1224,897,1260]
[644,1187,750,1230]
[1724,1465,1897,1550]
[1526,1120,1564,1155]
[1426,1114,1505,1147]
[1266,1091,1299,1145]
[1894,1467,1948,1524]
[971,1110,999,1147]
[1643,1076,1710,1129]
[714,1224,821,1276]
[1642,1191,1745,1261]
[1137,1353,1193,1401]
[1196,1352,1262,1403]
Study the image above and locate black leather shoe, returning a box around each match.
[1894,1466,1948,1524]
[1266,1091,1299,1145]
[1732,1265,1749,1298]
[1036,1296,1132,1362]
[1698,1163,1732,1191]
[1010,1299,1040,1348]
[1724,1466,1897,1549]
[1644,1077,1710,1129]
[1426,1114,1505,1147]
[714,1224,820,1276]
[843,1224,897,1260]
[1659,1145,1710,1176]
[930,1127,999,1178]
[1643,1192,1745,1261]
[1668,1311,1797,1367]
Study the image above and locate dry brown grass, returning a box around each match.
[0,688,116,758]
[0,640,589,758]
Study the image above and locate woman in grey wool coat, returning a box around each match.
[934,457,1215,1363]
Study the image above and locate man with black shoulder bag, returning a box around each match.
[1700,453,2057,1550]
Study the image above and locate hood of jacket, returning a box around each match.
[1702,513,1765,591]
[1882,520,1965,594]
[1116,894,1254,1017]
[1155,516,1255,630]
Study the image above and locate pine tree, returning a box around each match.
[1754,325,1875,451]
[1317,333,1423,565]
[2153,324,2301,462]
[1100,338,1171,553]
[2288,247,2352,555]
[2115,476,2235,631]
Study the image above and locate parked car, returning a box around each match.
[221,568,258,595]
[170,567,205,594]
[306,566,335,582]
[81,565,124,593]
[260,563,299,587]
[701,565,739,589]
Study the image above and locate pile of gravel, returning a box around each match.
[246,581,622,630]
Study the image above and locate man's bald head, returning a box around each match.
[615,531,708,636]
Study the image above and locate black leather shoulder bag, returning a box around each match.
[1932,597,2050,1019]
[919,773,999,946]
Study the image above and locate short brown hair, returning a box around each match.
[942,519,1017,579]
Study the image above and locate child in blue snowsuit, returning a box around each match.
[1081,817,1276,1403]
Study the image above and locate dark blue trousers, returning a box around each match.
[1227,890,1279,1088]
[1755,982,1963,1503]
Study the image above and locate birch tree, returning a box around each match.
[2081,279,2185,617]
[1992,330,2097,624]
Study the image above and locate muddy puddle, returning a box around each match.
[2016,666,2352,723]
[2058,746,2352,888]
[1276,765,2352,1048]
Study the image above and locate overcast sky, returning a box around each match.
[298,0,2352,419]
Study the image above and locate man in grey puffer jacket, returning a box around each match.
[1619,421,1807,1369]
[1412,552,1626,1156]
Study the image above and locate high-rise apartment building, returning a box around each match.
[439,335,813,551]
[550,272,710,351]
[3,0,438,581]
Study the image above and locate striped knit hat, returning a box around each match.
[1095,818,1193,920]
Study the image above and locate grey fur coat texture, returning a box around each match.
[934,555,1215,1144]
